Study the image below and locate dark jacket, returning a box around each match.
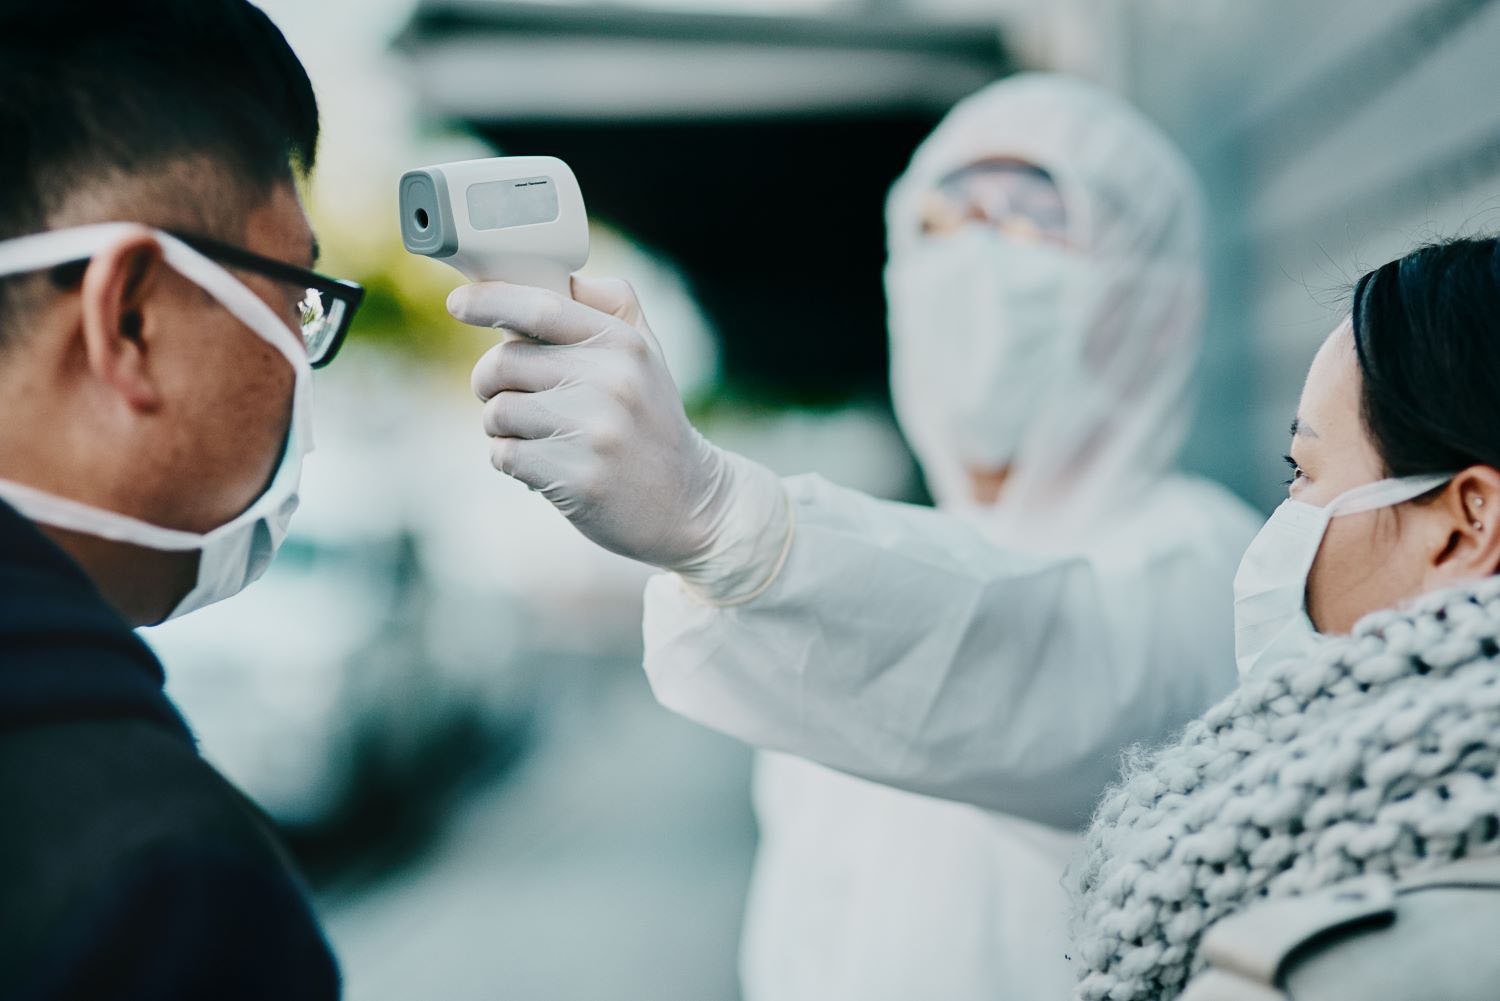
[0,500,339,1000]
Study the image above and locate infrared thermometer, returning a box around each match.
[398,156,590,295]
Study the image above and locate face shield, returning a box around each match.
[919,159,1069,246]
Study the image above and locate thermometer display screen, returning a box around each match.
[467,176,560,230]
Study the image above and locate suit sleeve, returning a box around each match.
[643,473,1249,830]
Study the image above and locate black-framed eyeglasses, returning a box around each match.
[48,229,364,368]
[165,230,364,369]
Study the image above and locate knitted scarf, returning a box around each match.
[1069,577,1500,1000]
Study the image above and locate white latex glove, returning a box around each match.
[451,276,792,604]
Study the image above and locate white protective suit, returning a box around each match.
[640,75,1262,1001]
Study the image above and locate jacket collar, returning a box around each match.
[0,498,191,743]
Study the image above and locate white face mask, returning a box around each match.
[0,223,314,621]
[885,226,1088,475]
[1232,472,1452,678]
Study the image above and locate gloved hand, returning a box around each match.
[451,276,792,604]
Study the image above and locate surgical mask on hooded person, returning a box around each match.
[1232,472,1452,678]
[0,223,313,621]
[885,224,1096,474]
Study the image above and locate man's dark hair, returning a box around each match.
[0,0,319,320]
[1352,236,1500,479]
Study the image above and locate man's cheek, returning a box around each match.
[249,339,296,423]
[231,346,296,490]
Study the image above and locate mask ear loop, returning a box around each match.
[0,224,311,379]
[152,233,309,372]
[0,222,146,279]
[151,231,316,454]
[0,475,205,550]
[1325,473,1455,518]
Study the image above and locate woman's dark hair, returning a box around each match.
[1351,236,1500,478]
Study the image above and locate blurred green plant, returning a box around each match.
[307,196,504,372]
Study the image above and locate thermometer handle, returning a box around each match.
[453,252,573,297]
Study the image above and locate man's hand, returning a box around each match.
[452,277,790,601]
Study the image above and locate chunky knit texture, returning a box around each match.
[1070,578,1500,1000]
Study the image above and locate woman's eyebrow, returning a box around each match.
[1290,417,1318,439]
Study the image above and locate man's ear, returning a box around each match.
[78,230,167,412]
[1428,466,1500,581]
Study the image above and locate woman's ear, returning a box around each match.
[78,229,166,412]
[1428,466,1500,581]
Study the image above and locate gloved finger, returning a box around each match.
[570,274,667,357]
[448,281,615,346]
[570,275,644,325]
[471,337,574,401]
[488,436,532,483]
[480,389,572,440]
[488,437,569,505]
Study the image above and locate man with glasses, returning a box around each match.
[0,2,359,996]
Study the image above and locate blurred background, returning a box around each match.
[140,1,1500,997]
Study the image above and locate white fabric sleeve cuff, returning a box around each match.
[670,450,794,607]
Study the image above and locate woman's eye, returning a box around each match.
[1282,454,1306,486]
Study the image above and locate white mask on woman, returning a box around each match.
[1232,472,1452,677]
[0,223,314,621]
